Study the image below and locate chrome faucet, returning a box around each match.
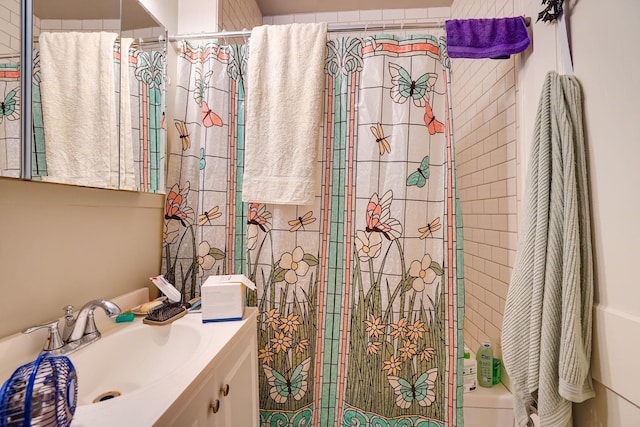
[67,299,122,343]
[25,299,122,356]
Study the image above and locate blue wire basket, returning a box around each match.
[0,352,77,427]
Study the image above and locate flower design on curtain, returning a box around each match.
[325,36,363,77]
[165,182,195,225]
[134,51,164,88]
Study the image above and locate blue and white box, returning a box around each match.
[201,274,256,322]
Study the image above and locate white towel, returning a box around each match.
[39,31,119,188]
[242,23,327,205]
[119,37,137,191]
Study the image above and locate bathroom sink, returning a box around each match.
[68,319,202,406]
[0,289,255,427]
[67,311,252,426]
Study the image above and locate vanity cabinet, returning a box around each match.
[157,309,259,427]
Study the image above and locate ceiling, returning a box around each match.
[255,0,453,16]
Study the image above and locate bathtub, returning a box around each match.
[463,345,515,426]
[463,381,515,427]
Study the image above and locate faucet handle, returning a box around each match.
[84,312,99,336]
[23,320,65,351]
[63,305,74,317]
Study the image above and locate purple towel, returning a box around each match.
[445,17,530,59]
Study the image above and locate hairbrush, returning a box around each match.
[143,301,187,325]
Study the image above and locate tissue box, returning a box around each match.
[201,274,256,322]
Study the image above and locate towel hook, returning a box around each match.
[537,0,564,22]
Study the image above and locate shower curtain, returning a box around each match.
[164,34,464,426]
[0,61,20,178]
[124,44,166,193]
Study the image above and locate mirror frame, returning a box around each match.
[21,0,32,180]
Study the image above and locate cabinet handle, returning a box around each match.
[210,400,220,414]
[220,384,230,397]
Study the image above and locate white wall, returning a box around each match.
[513,0,640,423]
[138,0,179,34]
[178,0,218,34]
[568,0,640,422]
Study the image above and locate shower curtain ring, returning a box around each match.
[220,27,228,46]
[242,28,248,45]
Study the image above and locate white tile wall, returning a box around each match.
[450,0,520,355]
[38,18,164,42]
[262,7,450,35]
[40,19,120,33]
[0,0,19,54]
[121,26,166,40]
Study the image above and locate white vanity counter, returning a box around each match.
[70,308,258,427]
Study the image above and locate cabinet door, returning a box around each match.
[154,311,259,427]
[215,325,259,427]
[158,370,220,427]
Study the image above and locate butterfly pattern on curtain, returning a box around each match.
[164,34,464,427]
[0,62,21,178]
[30,43,165,192]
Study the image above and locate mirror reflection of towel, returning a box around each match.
[39,31,119,188]
[445,17,530,59]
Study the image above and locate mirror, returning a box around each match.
[0,1,21,179]
[120,0,167,193]
[26,0,166,192]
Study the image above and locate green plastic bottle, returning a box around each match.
[492,357,502,385]
[476,342,493,388]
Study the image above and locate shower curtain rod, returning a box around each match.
[168,22,446,42]
[33,34,166,47]
[168,17,530,42]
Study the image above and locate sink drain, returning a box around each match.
[93,390,122,403]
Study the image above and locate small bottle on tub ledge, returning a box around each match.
[463,347,477,393]
[476,342,493,388]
